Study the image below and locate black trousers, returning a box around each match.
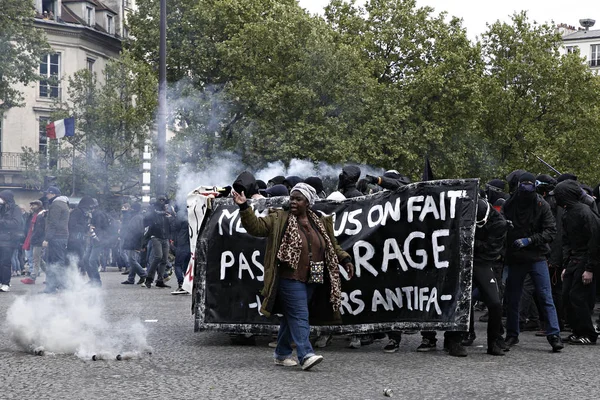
[469,261,504,345]
[563,262,597,339]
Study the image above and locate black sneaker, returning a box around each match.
[121,270,130,275]
[547,334,564,352]
[155,281,171,288]
[171,286,188,295]
[121,280,134,285]
[461,331,476,346]
[448,341,468,357]
[416,338,437,352]
[144,281,152,289]
[137,277,147,285]
[568,336,596,345]
[383,339,400,353]
[505,336,519,347]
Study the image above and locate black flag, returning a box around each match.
[422,155,435,181]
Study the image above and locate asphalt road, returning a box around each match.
[1,269,599,400]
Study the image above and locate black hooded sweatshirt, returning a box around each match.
[233,171,259,198]
[554,180,600,273]
[502,191,556,264]
[0,190,25,248]
[338,166,362,198]
[474,199,508,263]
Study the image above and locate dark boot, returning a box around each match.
[487,339,505,356]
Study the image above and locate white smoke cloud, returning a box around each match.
[174,154,386,202]
[4,262,150,361]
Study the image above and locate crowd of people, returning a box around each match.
[1,163,599,370]
[0,186,191,295]
[226,166,600,369]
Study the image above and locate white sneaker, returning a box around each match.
[301,355,323,371]
[315,334,332,348]
[274,358,298,367]
[348,335,361,349]
[0,284,10,292]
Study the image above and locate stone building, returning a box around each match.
[1,0,130,205]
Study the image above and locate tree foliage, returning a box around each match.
[0,0,50,111]
[128,1,600,185]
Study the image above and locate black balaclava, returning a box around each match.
[503,171,537,227]
[517,172,537,203]
[535,174,557,196]
[338,166,361,191]
[268,176,285,188]
[553,180,582,208]
[485,178,508,205]
[506,169,526,194]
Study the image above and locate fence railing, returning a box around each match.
[0,152,25,171]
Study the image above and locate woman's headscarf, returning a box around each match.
[291,183,318,206]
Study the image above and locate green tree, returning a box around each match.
[480,12,600,184]
[0,0,50,110]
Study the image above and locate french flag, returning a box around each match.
[46,117,75,139]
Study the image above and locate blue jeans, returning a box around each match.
[174,250,191,286]
[505,260,560,337]
[25,249,33,273]
[11,249,21,273]
[125,250,147,282]
[275,278,317,363]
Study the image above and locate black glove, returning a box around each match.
[365,175,379,185]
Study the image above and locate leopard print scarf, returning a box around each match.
[277,210,342,311]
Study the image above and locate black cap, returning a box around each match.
[45,186,61,195]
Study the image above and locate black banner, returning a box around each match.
[194,179,478,333]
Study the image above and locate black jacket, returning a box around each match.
[174,215,190,252]
[68,208,90,243]
[378,173,410,191]
[544,194,563,268]
[502,193,556,264]
[144,208,173,240]
[122,211,145,250]
[474,203,507,263]
[45,196,70,240]
[554,180,600,273]
[0,190,25,248]
[30,211,46,247]
[91,209,111,244]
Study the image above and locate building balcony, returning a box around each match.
[0,152,26,171]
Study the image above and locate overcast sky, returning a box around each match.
[298,0,600,40]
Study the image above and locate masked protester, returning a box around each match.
[553,180,600,344]
[0,191,26,292]
[233,183,354,370]
[304,177,327,199]
[143,195,173,288]
[467,198,509,355]
[337,166,362,199]
[121,203,148,286]
[485,179,509,210]
[502,172,564,352]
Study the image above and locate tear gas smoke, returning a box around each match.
[4,260,149,361]
[174,152,385,206]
